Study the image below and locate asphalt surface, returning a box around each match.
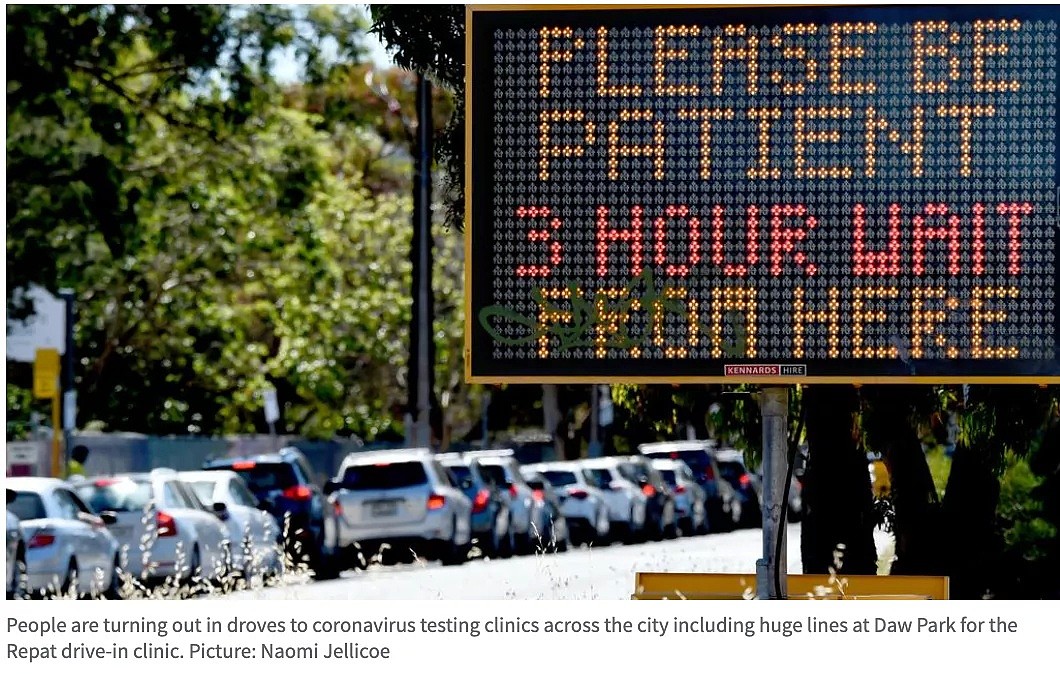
[224,524,895,600]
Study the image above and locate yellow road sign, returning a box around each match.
[33,348,60,399]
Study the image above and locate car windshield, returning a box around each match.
[187,481,219,505]
[74,480,153,513]
[8,492,46,520]
[659,469,677,486]
[342,462,427,490]
[541,470,578,487]
[226,463,297,496]
[477,464,508,486]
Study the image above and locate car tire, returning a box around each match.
[104,555,123,600]
[8,547,26,599]
[441,518,468,566]
[61,558,78,598]
[185,545,203,593]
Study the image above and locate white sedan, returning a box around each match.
[6,477,120,598]
[180,470,282,581]
[73,469,231,588]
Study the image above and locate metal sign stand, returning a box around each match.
[756,386,789,600]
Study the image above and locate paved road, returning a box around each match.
[225,525,894,600]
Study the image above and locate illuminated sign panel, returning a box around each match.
[466,5,1059,383]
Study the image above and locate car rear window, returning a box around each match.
[541,470,578,487]
[187,481,219,505]
[445,464,473,483]
[342,462,428,490]
[225,463,298,495]
[477,463,508,486]
[659,470,678,486]
[74,480,153,513]
[718,462,746,483]
[645,449,710,472]
[9,492,46,520]
[588,469,612,488]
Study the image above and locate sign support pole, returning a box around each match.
[757,386,789,599]
[51,392,62,478]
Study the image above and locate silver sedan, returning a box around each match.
[6,477,120,598]
[180,470,283,581]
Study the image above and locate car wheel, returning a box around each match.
[104,555,123,600]
[441,518,468,566]
[186,545,203,590]
[61,559,79,598]
[8,547,26,599]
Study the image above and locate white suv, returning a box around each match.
[525,462,610,547]
[579,458,647,543]
[325,449,473,567]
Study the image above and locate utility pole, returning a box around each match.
[757,386,789,599]
[588,385,600,458]
[408,73,435,449]
[59,289,76,470]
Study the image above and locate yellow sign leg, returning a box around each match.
[51,394,62,478]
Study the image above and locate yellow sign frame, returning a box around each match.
[463,4,1060,385]
[632,571,950,600]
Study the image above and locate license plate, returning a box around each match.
[109,525,132,538]
[370,501,398,517]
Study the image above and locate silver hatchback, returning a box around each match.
[325,448,472,567]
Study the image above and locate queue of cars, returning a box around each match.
[4,441,769,598]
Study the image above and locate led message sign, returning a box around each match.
[465,5,1059,383]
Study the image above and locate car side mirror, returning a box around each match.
[212,502,229,520]
[100,511,118,525]
[6,489,14,505]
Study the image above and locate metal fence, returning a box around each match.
[6,433,375,485]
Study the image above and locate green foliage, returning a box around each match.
[6,5,471,442]
[924,447,952,499]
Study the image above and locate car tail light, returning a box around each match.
[28,531,56,549]
[675,485,686,494]
[739,473,751,488]
[670,452,679,459]
[641,484,656,498]
[333,501,344,517]
[93,478,119,487]
[532,489,545,502]
[472,489,490,513]
[568,489,589,500]
[427,494,446,510]
[232,461,256,470]
[156,511,178,537]
[282,485,313,501]
[508,484,518,498]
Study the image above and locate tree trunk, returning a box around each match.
[800,385,878,575]
[863,386,945,576]
[941,441,1001,598]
